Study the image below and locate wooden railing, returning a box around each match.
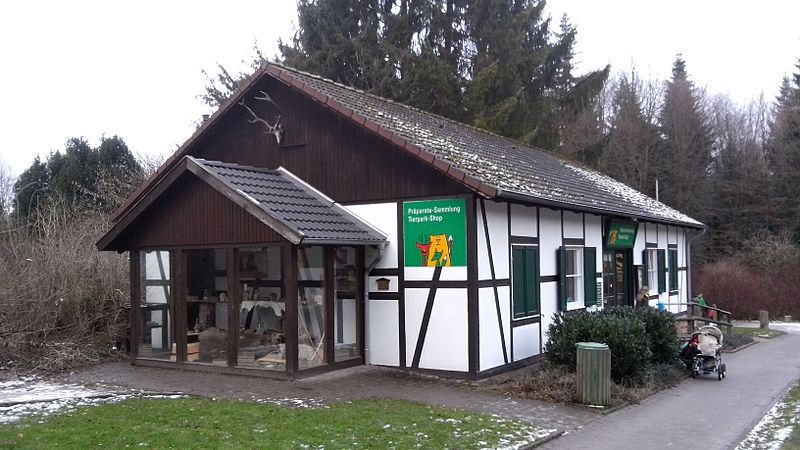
[664,302,733,335]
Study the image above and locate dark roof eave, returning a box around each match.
[495,188,706,230]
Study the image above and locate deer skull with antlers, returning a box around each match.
[239,91,284,145]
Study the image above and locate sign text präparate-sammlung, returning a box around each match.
[406,205,462,216]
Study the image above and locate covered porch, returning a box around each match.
[98,157,386,378]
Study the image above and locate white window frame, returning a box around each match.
[565,247,584,309]
[646,249,658,293]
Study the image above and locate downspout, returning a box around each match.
[686,226,707,304]
[363,245,386,364]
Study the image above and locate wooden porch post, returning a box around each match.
[355,246,365,360]
[284,244,299,375]
[173,249,187,363]
[324,247,335,364]
[129,250,141,359]
[227,248,239,367]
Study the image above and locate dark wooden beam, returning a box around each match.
[129,250,141,359]
[355,246,365,360]
[324,247,335,365]
[226,248,238,367]
[284,244,299,375]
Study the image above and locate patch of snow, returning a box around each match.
[736,397,800,450]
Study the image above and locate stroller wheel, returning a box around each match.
[720,363,726,379]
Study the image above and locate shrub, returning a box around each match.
[694,258,800,320]
[601,307,677,364]
[544,307,653,384]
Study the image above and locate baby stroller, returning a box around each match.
[679,325,726,380]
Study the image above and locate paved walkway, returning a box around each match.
[541,322,800,449]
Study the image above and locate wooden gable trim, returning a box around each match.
[97,156,305,252]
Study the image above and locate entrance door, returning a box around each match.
[602,249,633,307]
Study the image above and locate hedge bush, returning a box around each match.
[544,306,677,384]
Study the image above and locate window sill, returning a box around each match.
[512,315,540,327]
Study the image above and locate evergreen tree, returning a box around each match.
[601,72,663,195]
[658,55,713,219]
[211,0,610,150]
[12,136,141,221]
[767,60,800,243]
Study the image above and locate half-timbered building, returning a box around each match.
[98,63,703,379]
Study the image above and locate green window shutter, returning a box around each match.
[583,247,597,307]
[512,247,526,318]
[657,249,666,293]
[558,247,567,311]
[669,249,678,291]
[642,250,650,290]
[525,247,539,315]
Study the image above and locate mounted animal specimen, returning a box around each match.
[239,91,284,145]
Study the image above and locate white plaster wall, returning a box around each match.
[477,200,510,280]
[539,208,561,277]
[539,282,559,345]
[510,204,537,237]
[404,288,428,365]
[478,286,511,371]
[562,211,583,238]
[658,225,668,249]
[405,266,467,281]
[367,300,399,366]
[344,202,397,269]
[645,222,658,244]
[513,324,540,361]
[633,223,646,265]
[418,288,469,371]
[145,251,170,281]
[368,276,398,292]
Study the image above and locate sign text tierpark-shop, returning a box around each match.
[403,198,467,267]
[605,220,638,248]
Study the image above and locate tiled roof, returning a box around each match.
[268,64,703,228]
[194,158,387,245]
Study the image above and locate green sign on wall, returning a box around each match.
[403,198,467,267]
[605,220,638,248]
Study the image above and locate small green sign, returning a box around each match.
[606,220,638,248]
[403,198,467,267]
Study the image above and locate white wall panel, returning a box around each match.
[477,200,510,280]
[367,300,399,366]
[510,204,537,237]
[405,267,467,281]
[418,288,469,372]
[513,324,540,361]
[478,286,511,371]
[539,208,561,276]
[368,276,398,292]
[658,225,668,248]
[404,288,428,365]
[345,203,397,269]
[645,222,658,243]
[562,211,583,238]
[539,282,559,346]
[633,222,645,265]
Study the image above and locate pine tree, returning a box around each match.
[767,60,800,243]
[658,55,713,219]
[601,72,663,195]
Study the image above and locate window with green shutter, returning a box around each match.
[668,249,678,291]
[512,246,540,318]
[657,249,666,293]
[557,246,597,310]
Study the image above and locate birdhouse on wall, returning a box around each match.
[376,277,390,291]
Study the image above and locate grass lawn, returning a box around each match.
[0,397,548,449]
[783,382,800,449]
[731,326,785,339]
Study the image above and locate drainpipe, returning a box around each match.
[363,245,385,364]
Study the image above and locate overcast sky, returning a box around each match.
[1,0,798,176]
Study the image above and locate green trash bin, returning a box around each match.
[576,342,610,406]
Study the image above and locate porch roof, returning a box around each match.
[96,157,387,251]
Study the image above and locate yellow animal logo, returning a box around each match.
[425,234,453,267]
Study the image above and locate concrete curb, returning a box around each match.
[723,340,759,354]
[522,429,567,449]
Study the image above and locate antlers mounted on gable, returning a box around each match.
[239,91,284,145]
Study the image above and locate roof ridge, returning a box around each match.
[268,62,562,155]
